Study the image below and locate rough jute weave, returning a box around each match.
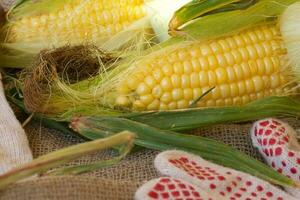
[0,118,298,200]
[0,1,299,199]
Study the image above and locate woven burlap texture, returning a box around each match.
[0,1,299,199]
[0,118,298,200]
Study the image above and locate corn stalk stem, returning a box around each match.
[0,131,135,190]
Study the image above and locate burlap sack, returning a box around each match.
[0,1,299,199]
[0,118,298,200]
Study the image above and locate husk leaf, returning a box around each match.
[173,0,300,40]
[70,116,300,188]
[169,0,253,30]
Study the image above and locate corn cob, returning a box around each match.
[0,0,148,68]
[21,1,299,119]
[114,24,295,111]
[6,0,145,45]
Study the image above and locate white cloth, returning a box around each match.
[136,150,297,200]
[0,73,32,174]
[251,118,300,198]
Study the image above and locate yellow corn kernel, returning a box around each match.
[174,62,184,74]
[198,57,210,70]
[231,50,243,64]
[8,0,146,46]
[190,48,201,58]
[183,61,193,74]
[220,84,231,98]
[210,42,223,54]
[216,54,227,68]
[225,98,233,106]
[190,73,200,88]
[136,83,151,95]
[127,76,140,90]
[177,100,189,109]
[181,74,191,88]
[239,47,250,60]
[132,100,145,110]
[172,89,184,101]
[200,44,213,56]
[147,99,160,110]
[193,88,202,99]
[208,71,217,85]
[183,88,193,101]
[191,59,201,72]
[159,103,168,110]
[140,94,154,105]
[161,77,173,91]
[215,67,228,84]
[218,39,230,52]
[230,83,239,97]
[216,99,225,107]
[117,84,131,94]
[116,96,130,106]
[206,100,216,107]
[161,92,172,103]
[252,76,264,92]
[162,64,174,76]
[152,85,163,98]
[168,102,177,110]
[224,52,235,66]
[208,55,218,68]
[153,69,164,81]
[178,50,190,61]
[242,95,251,104]
[115,25,294,110]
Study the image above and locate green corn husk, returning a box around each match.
[170,0,300,40]
[125,96,300,131]
[169,0,254,30]
[70,116,300,188]
[0,131,135,190]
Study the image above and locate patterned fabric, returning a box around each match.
[251,118,300,197]
[135,177,216,200]
[136,150,297,200]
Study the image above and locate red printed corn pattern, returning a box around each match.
[154,150,297,200]
[251,118,300,197]
[135,177,214,200]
